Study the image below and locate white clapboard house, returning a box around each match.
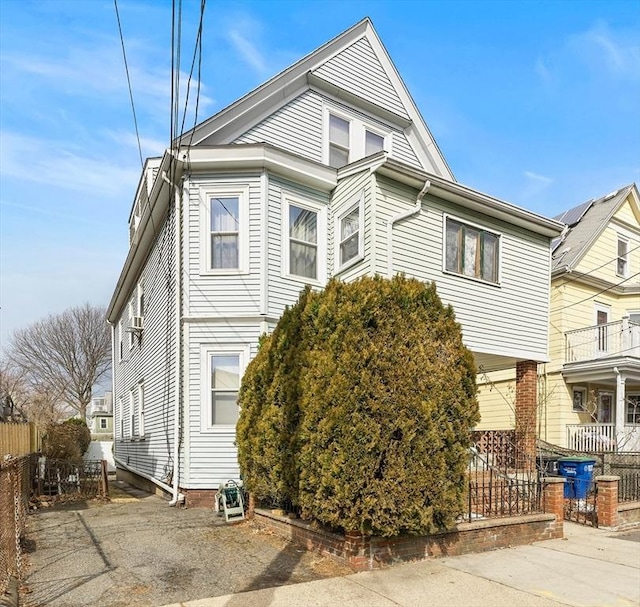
[107,18,563,506]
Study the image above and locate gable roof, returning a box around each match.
[551,183,639,274]
[180,18,454,179]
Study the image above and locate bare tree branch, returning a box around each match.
[6,303,111,419]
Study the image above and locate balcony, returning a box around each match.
[565,320,640,364]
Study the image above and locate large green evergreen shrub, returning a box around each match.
[237,276,478,536]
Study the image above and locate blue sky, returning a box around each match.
[1,0,639,348]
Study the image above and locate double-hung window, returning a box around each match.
[211,196,240,269]
[627,394,640,425]
[137,381,145,437]
[289,204,318,280]
[100,418,108,430]
[617,237,628,277]
[445,217,500,284]
[137,280,145,318]
[128,302,135,349]
[210,354,240,425]
[201,185,249,274]
[325,106,389,168]
[129,388,136,437]
[329,114,350,168]
[336,192,364,269]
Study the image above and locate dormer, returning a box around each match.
[129,157,163,245]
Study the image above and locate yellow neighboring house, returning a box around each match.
[478,184,640,452]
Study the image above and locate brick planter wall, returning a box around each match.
[616,502,640,530]
[254,509,561,572]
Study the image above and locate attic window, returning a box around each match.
[365,130,384,156]
[325,105,390,168]
[329,114,350,168]
[617,237,628,277]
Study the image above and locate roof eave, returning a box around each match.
[375,158,563,238]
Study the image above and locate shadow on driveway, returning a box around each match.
[23,487,350,607]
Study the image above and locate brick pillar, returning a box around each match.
[516,360,538,468]
[596,476,619,529]
[543,476,565,537]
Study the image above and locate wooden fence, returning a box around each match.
[0,423,41,457]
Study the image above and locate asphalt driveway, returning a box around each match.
[22,483,350,607]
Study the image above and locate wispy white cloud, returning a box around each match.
[228,29,268,77]
[524,170,553,186]
[536,21,640,85]
[0,131,140,199]
[1,43,214,129]
[570,22,640,79]
[534,58,552,84]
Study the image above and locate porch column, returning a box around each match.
[516,360,538,467]
[615,371,625,447]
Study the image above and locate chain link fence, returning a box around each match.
[0,453,37,597]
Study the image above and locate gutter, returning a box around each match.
[387,179,430,277]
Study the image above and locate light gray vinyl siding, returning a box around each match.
[330,170,373,280]
[235,91,323,161]
[234,90,421,170]
[184,321,262,488]
[113,203,179,485]
[391,132,422,168]
[376,175,551,361]
[185,173,262,318]
[266,174,330,319]
[312,37,409,119]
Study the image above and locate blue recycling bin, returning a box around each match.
[558,457,596,499]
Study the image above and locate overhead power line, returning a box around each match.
[114,0,144,169]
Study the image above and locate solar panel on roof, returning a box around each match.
[555,199,593,227]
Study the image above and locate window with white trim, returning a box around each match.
[137,279,145,318]
[445,217,500,284]
[137,381,145,436]
[289,204,318,279]
[328,113,350,168]
[200,185,249,274]
[118,397,123,438]
[336,192,364,269]
[365,129,385,156]
[617,237,629,277]
[210,354,240,425]
[572,387,586,412]
[282,194,327,284]
[129,388,135,437]
[128,302,135,349]
[627,394,640,425]
[118,320,123,362]
[100,418,108,430]
[324,106,389,168]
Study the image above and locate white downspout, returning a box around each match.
[163,170,185,507]
[387,180,431,278]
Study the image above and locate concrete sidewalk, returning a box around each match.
[161,524,640,607]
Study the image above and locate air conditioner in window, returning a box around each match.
[130,316,144,331]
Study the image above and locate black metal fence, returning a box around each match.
[36,458,105,498]
[466,431,544,522]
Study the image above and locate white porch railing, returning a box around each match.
[565,319,640,363]
[566,423,616,452]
